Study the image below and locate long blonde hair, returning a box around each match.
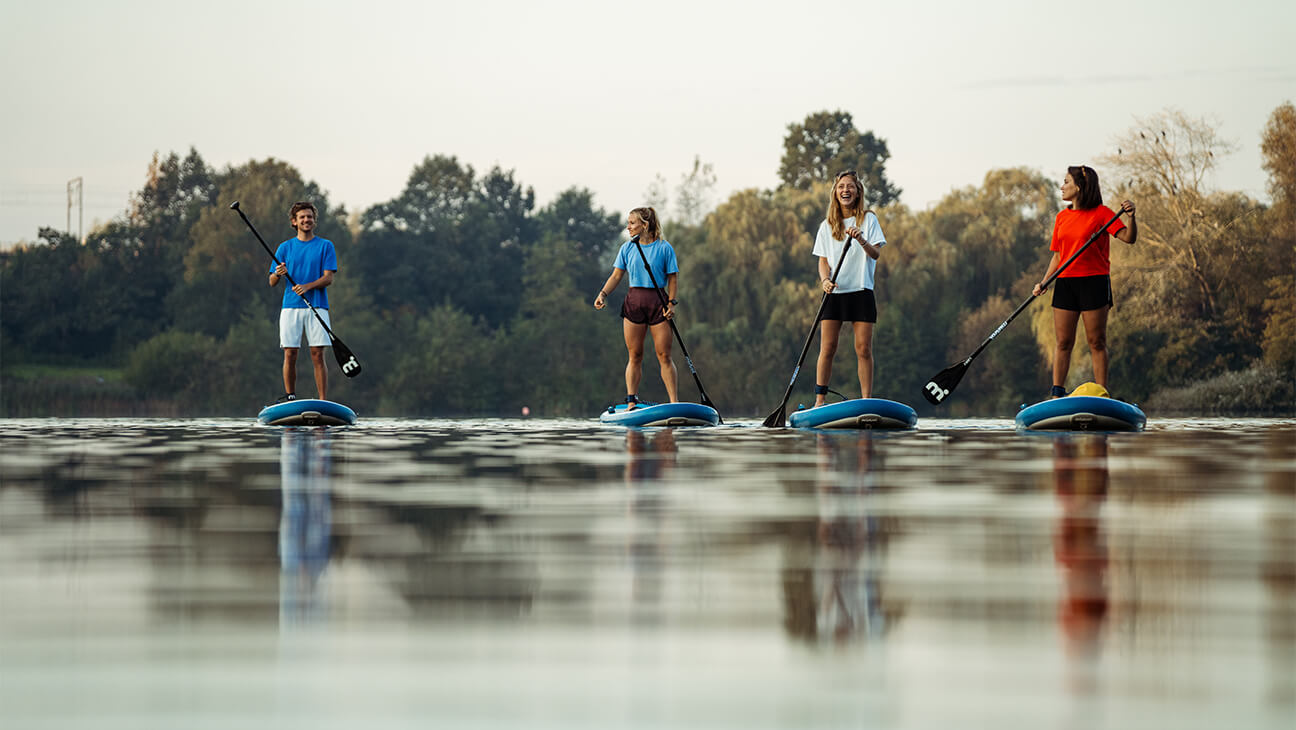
[827,172,872,241]
[630,206,663,242]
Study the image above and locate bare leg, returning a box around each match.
[623,319,647,406]
[309,346,328,400]
[282,348,299,396]
[853,321,874,398]
[1081,306,1111,388]
[650,321,679,402]
[815,320,843,407]
[1052,308,1081,391]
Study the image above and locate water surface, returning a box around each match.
[2,417,1293,729]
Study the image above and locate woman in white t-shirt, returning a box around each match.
[811,170,887,407]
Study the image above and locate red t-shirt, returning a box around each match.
[1050,206,1126,278]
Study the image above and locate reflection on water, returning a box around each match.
[1051,434,1109,695]
[279,428,333,625]
[0,417,1293,729]
[783,434,888,644]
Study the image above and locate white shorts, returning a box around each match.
[280,308,331,348]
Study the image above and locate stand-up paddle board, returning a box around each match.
[258,399,358,427]
[1016,395,1145,432]
[599,402,720,427]
[787,398,917,430]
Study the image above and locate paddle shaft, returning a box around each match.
[963,208,1124,364]
[629,236,720,420]
[769,235,857,416]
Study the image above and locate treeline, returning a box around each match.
[2,106,1293,417]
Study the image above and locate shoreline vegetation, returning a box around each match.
[3,106,1294,419]
[3,361,1290,418]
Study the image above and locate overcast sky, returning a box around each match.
[1,0,1292,243]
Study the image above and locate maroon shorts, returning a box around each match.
[620,287,668,325]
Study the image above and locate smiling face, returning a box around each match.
[835,175,860,209]
[292,208,316,235]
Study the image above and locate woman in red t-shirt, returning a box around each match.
[1031,166,1138,397]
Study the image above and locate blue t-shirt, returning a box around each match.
[271,236,337,309]
[613,238,679,288]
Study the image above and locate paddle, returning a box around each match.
[922,208,1124,405]
[229,201,362,378]
[629,235,722,422]
[761,234,856,427]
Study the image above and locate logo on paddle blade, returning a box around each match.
[341,356,360,376]
[924,381,948,403]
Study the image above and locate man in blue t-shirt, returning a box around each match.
[268,201,338,402]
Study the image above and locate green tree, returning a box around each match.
[382,304,500,415]
[355,156,536,327]
[778,110,901,207]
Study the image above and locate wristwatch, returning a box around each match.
[668,298,679,305]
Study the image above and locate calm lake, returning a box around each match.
[2,417,1293,729]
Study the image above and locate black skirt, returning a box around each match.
[821,289,877,323]
[1052,275,1113,312]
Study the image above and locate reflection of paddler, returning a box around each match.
[1052,434,1109,653]
[624,428,677,484]
[623,428,678,617]
[279,427,333,624]
[785,434,886,642]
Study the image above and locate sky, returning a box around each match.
[1,0,1293,244]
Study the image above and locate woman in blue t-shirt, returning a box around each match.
[593,207,679,409]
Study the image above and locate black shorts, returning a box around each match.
[821,289,877,323]
[620,287,668,325]
[1051,275,1113,312]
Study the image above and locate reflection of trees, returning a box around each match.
[1051,434,1109,659]
[1262,428,1295,704]
[782,433,893,643]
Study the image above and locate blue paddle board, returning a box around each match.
[1016,395,1145,432]
[258,399,358,427]
[787,398,918,430]
[599,402,720,427]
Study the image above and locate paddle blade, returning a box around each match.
[332,336,362,378]
[761,406,787,428]
[922,361,968,405]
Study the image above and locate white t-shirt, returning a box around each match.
[812,213,886,293]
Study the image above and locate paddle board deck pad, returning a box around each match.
[788,398,918,430]
[1016,396,1145,432]
[257,399,358,427]
[599,402,720,427]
